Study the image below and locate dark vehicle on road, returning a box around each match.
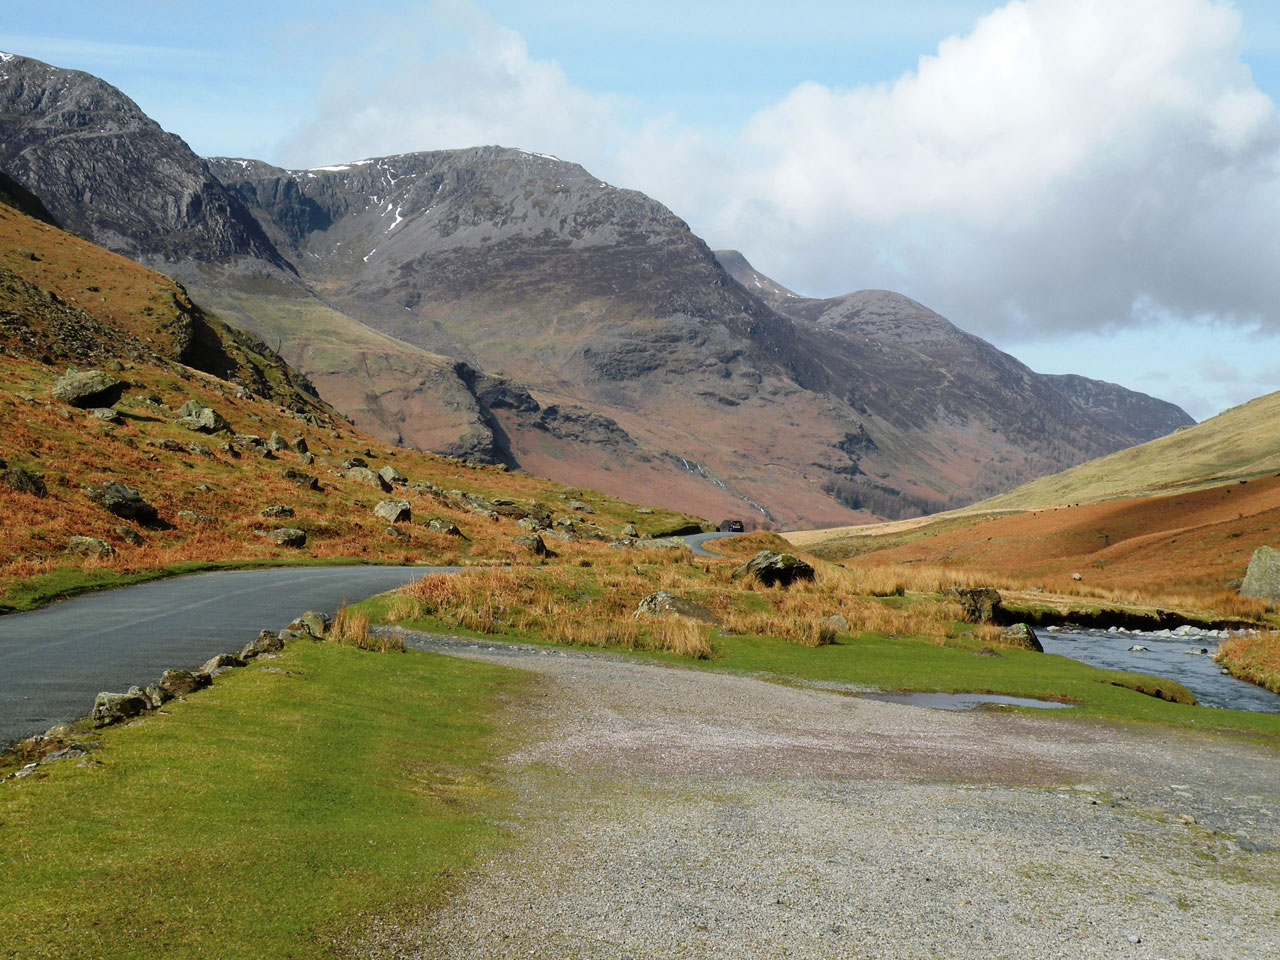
[727,519,745,532]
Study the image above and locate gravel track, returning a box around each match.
[367,630,1280,959]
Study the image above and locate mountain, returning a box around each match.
[0,51,1195,527]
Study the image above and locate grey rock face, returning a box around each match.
[85,481,158,524]
[51,369,125,408]
[634,590,721,625]
[1241,546,1280,601]
[732,551,816,588]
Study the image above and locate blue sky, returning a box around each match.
[6,1,1280,419]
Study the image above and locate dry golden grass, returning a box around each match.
[1215,630,1280,693]
[331,603,405,652]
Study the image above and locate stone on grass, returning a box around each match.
[260,505,294,518]
[373,499,411,523]
[1,466,46,497]
[67,535,113,558]
[944,587,1004,623]
[517,516,548,532]
[732,551,816,588]
[240,630,285,660]
[92,690,150,728]
[280,468,319,491]
[567,499,594,514]
[1001,622,1043,652]
[427,518,464,537]
[267,431,290,452]
[199,653,245,677]
[378,465,407,486]
[177,509,217,525]
[1241,545,1280,602]
[157,669,209,698]
[89,407,121,423]
[287,611,331,639]
[51,369,125,408]
[345,466,391,491]
[341,457,368,470]
[293,436,308,454]
[512,533,547,556]
[267,527,307,548]
[112,525,144,546]
[634,590,721,625]
[621,523,639,538]
[173,399,229,433]
[85,481,158,524]
[386,525,410,541]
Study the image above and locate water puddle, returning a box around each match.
[858,692,1074,711]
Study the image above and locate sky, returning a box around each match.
[6,0,1280,420]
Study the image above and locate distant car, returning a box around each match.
[728,519,745,533]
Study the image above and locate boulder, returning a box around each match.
[141,684,172,709]
[51,369,125,408]
[199,653,245,677]
[113,525,144,546]
[426,518,464,537]
[267,528,307,548]
[634,590,721,625]
[89,407,122,423]
[567,499,594,514]
[819,614,850,634]
[157,669,209,698]
[288,611,331,639]
[1000,622,1043,652]
[85,481,158,524]
[944,587,1003,623]
[267,431,290,452]
[67,535,113,558]
[173,400,229,433]
[240,630,285,660]
[621,523,639,538]
[177,509,217,524]
[638,537,685,550]
[1,466,46,497]
[260,505,295,518]
[512,533,547,556]
[732,551,816,588]
[373,499,411,523]
[341,457,368,470]
[280,468,320,491]
[378,465,407,486]
[385,524,410,541]
[345,466,391,491]
[517,516,548,532]
[91,690,150,728]
[293,436,309,454]
[1241,545,1280,601]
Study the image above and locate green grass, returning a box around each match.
[0,642,529,959]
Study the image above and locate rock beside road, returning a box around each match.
[732,551,815,587]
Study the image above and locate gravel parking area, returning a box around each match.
[366,632,1280,959]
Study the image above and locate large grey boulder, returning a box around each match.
[373,499,411,523]
[732,551,816,588]
[634,590,721,625]
[91,690,149,727]
[1241,546,1280,602]
[945,587,1004,623]
[378,465,407,486]
[85,481,158,524]
[345,466,391,491]
[51,369,125,408]
[173,400,229,433]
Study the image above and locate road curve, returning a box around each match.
[0,565,449,748]
[681,531,742,557]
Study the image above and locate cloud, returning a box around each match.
[281,0,1280,357]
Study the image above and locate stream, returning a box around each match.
[1041,626,1280,714]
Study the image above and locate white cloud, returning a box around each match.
[280,0,1280,413]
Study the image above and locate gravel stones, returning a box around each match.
[51,369,125,408]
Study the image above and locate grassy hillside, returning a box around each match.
[0,202,703,611]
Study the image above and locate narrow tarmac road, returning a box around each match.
[0,565,443,747]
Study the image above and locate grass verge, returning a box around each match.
[0,641,530,959]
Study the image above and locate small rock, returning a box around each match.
[378,465,407,486]
[292,436,309,454]
[199,653,245,677]
[944,587,1003,622]
[177,509,217,524]
[88,406,122,423]
[240,630,285,660]
[426,518,464,537]
[567,499,594,513]
[288,611,331,639]
[1001,622,1044,652]
[634,590,721,624]
[1241,545,1280,601]
[67,535,114,558]
[113,525,144,545]
[636,507,654,514]
[1071,572,1082,581]
[267,431,290,452]
[341,457,368,470]
[260,505,295,518]
[267,528,307,548]
[373,499,411,523]
[512,533,547,556]
[345,466,391,491]
[385,524,410,541]
[173,399,230,433]
[85,481,158,524]
[280,468,319,491]
[517,516,548,531]
[819,614,850,633]
[91,690,150,727]
[621,523,638,538]
[1129,644,1149,652]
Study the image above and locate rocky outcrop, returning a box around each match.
[732,551,816,588]
[1241,546,1280,602]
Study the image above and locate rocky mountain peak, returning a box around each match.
[0,53,288,271]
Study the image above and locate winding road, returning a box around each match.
[0,533,743,748]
